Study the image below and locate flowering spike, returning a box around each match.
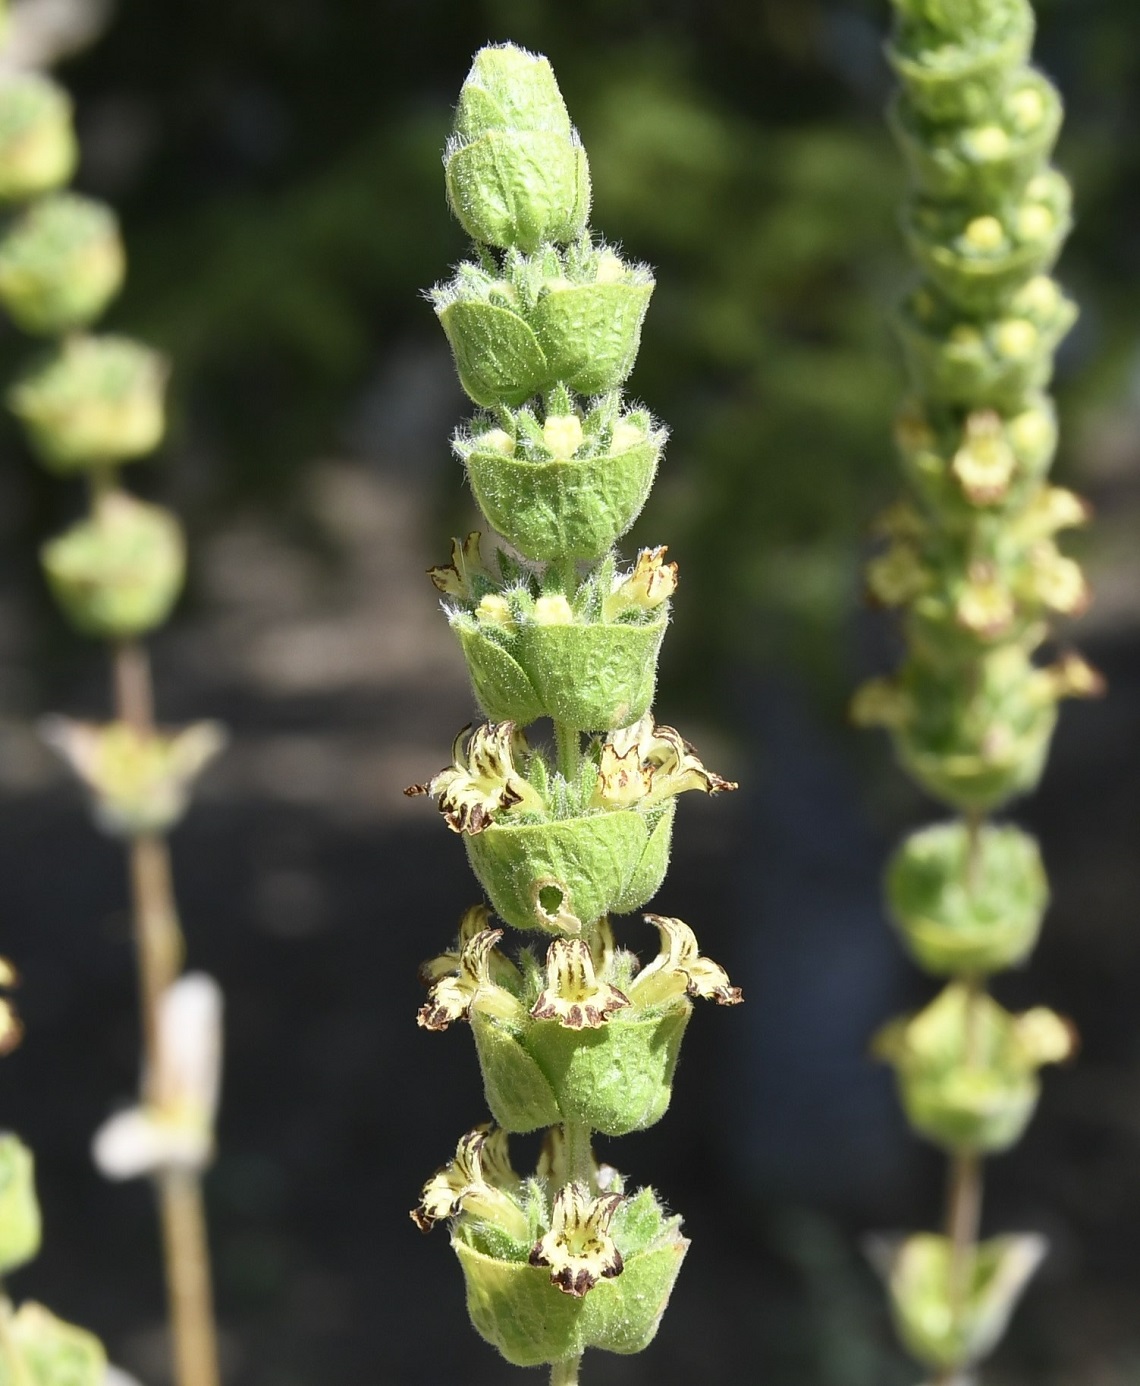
[414,44,740,1373]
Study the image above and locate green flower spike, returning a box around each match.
[41,716,226,838]
[873,983,1075,1153]
[40,491,186,640]
[416,44,740,1376]
[445,45,591,254]
[0,73,77,202]
[8,333,168,472]
[0,192,125,335]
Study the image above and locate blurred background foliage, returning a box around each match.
[2,1,1140,1383]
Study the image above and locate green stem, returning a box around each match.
[561,1120,595,1192]
[550,1354,582,1386]
[964,808,984,896]
[554,722,581,784]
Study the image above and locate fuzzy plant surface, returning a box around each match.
[406,45,742,1384]
[0,52,223,1386]
[853,1,1099,1380]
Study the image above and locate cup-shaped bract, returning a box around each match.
[1,1302,106,1386]
[473,1002,690,1137]
[458,412,662,561]
[454,1188,687,1367]
[874,983,1074,1153]
[886,820,1048,974]
[9,334,168,472]
[0,193,125,336]
[446,44,591,253]
[41,492,185,640]
[464,803,675,934]
[873,1231,1047,1372]
[0,73,77,202]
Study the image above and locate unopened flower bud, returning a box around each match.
[0,73,77,202]
[40,492,185,640]
[0,193,125,336]
[9,334,167,472]
[445,44,591,252]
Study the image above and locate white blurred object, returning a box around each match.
[93,973,223,1181]
[0,0,115,71]
[104,1368,144,1386]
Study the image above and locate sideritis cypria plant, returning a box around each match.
[0,45,223,1386]
[853,2,1100,1380]
[405,45,742,1384]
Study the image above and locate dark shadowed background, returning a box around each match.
[1,0,1139,1382]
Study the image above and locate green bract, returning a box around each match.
[473,1002,690,1137]
[0,193,125,336]
[0,1135,41,1276]
[874,983,1073,1153]
[41,493,185,640]
[875,1231,1047,1372]
[0,74,77,203]
[434,243,654,407]
[458,414,662,562]
[464,803,674,934]
[8,334,168,472]
[0,1302,106,1386]
[446,46,590,253]
[455,612,667,731]
[454,1190,687,1367]
[886,820,1047,974]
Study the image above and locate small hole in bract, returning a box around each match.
[538,885,565,915]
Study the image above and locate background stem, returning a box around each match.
[113,641,221,1386]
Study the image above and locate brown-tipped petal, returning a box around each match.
[530,1184,625,1297]
[428,532,487,598]
[530,939,630,1030]
[417,928,504,1030]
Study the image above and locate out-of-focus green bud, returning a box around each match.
[0,74,77,202]
[873,982,1075,1152]
[887,0,1034,125]
[445,44,591,253]
[464,802,675,933]
[454,610,668,732]
[8,334,168,473]
[434,244,653,407]
[458,410,663,561]
[0,193,125,335]
[453,1184,687,1366]
[854,645,1058,812]
[902,171,1071,315]
[886,820,1048,974]
[889,71,1062,202]
[894,398,1057,517]
[896,283,1077,410]
[870,1231,1046,1372]
[40,492,185,640]
[0,1134,41,1275]
[0,1301,106,1386]
[41,717,226,838]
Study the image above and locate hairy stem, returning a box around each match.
[113,642,220,1386]
[550,1355,582,1386]
[554,722,581,784]
[561,1120,595,1192]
